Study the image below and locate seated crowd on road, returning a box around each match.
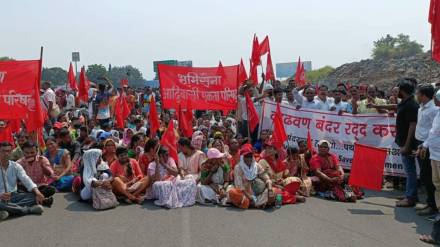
[1,77,439,237]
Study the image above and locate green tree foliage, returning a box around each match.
[305,66,335,83]
[0,56,14,61]
[372,34,424,60]
[108,65,146,88]
[41,67,67,86]
[86,64,108,82]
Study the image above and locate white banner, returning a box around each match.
[260,100,406,177]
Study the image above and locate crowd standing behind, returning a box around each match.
[1,77,440,243]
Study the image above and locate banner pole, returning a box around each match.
[37,46,44,152]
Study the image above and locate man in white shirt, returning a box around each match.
[415,84,438,216]
[41,81,59,120]
[65,91,76,111]
[314,85,335,111]
[331,89,349,114]
[293,85,321,110]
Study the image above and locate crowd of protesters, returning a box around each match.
[0,76,440,243]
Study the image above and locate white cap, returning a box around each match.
[263,83,274,91]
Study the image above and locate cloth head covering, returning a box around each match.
[82,149,102,188]
[263,83,274,91]
[207,148,225,159]
[240,144,253,156]
[191,130,204,150]
[122,128,133,146]
[99,131,112,141]
[238,156,258,181]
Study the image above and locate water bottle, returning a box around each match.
[275,194,282,209]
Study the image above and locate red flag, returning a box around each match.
[271,103,287,149]
[294,57,306,86]
[265,52,275,82]
[245,92,259,133]
[68,62,78,91]
[160,120,178,164]
[348,143,387,191]
[185,98,193,128]
[149,95,160,137]
[238,58,248,84]
[78,66,89,103]
[120,78,129,87]
[430,0,440,62]
[25,76,45,132]
[306,129,315,153]
[259,35,270,56]
[299,63,306,84]
[114,92,131,129]
[249,58,258,85]
[178,104,193,138]
[251,34,261,65]
[0,124,14,146]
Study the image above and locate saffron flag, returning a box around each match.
[160,120,178,164]
[158,64,239,110]
[265,52,275,82]
[348,143,387,191]
[430,0,440,62]
[78,67,90,103]
[0,60,42,120]
[245,92,259,133]
[271,103,287,149]
[149,95,160,137]
[238,58,248,84]
[68,63,78,91]
[259,35,270,56]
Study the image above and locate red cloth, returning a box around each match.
[78,66,90,103]
[110,158,144,181]
[158,64,239,110]
[249,58,258,85]
[245,92,259,132]
[0,124,14,146]
[265,52,275,82]
[120,79,129,87]
[430,0,440,62]
[114,93,130,129]
[149,96,160,137]
[216,61,226,78]
[259,35,270,56]
[348,143,387,191]
[178,104,193,138]
[251,34,261,66]
[160,120,178,164]
[238,58,248,84]
[306,129,315,153]
[271,103,287,149]
[67,62,78,91]
[294,57,306,86]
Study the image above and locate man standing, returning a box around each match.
[0,142,46,221]
[330,89,349,114]
[414,84,438,215]
[358,84,387,114]
[293,85,320,110]
[41,81,60,122]
[95,77,114,127]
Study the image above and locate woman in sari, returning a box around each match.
[44,137,74,192]
[191,131,204,151]
[121,128,134,147]
[309,140,361,202]
[283,147,313,197]
[197,148,230,205]
[227,144,275,209]
[177,137,206,181]
[138,139,158,176]
[147,146,197,208]
[79,149,113,201]
[127,133,145,159]
[102,139,117,167]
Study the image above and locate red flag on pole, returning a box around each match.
[185,99,193,129]
[68,63,78,91]
[238,58,248,84]
[251,34,261,65]
[271,103,287,149]
[120,79,129,87]
[265,52,275,82]
[114,92,131,129]
[160,120,178,164]
[245,92,259,133]
[149,95,160,137]
[306,129,315,153]
[348,143,387,191]
[78,66,89,103]
[294,57,306,86]
[259,35,270,56]
[178,104,193,138]
[299,63,306,84]
[26,58,45,132]
[249,59,258,85]
[430,0,440,62]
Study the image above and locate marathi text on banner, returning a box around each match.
[260,100,405,177]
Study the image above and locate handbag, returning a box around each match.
[92,187,119,210]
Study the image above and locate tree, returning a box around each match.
[108,65,146,88]
[86,64,108,82]
[0,56,14,61]
[41,67,67,86]
[305,66,335,83]
[372,34,424,60]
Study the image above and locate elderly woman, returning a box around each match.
[227,144,275,209]
[80,149,113,201]
[146,146,197,208]
[284,146,313,197]
[197,148,230,205]
[309,140,361,202]
[44,137,74,192]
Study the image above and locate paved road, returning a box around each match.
[0,190,433,247]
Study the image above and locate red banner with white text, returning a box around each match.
[0,60,41,119]
[158,64,239,110]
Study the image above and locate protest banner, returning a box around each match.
[260,100,405,177]
[158,64,239,110]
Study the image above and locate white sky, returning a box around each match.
[0,0,431,80]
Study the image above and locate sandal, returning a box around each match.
[420,234,439,245]
[396,198,415,207]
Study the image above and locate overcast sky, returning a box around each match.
[1,0,431,80]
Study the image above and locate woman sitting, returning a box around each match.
[110,146,150,204]
[127,133,145,160]
[44,137,74,192]
[147,146,197,208]
[283,146,313,197]
[197,148,230,205]
[80,149,113,201]
[102,139,118,167]
[138,139,158,176]
[309,140,362,202]
[177,137,206,181]
[227,144,275,209]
